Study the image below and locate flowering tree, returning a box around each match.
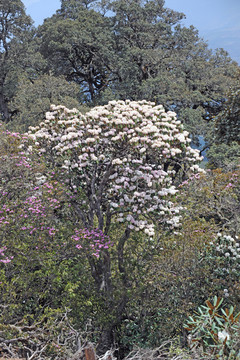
[1,102,205,353]
[25,100,204,339]
[204,233,240,302]
[27,100,203,240]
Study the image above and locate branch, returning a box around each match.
[117,226,131,286]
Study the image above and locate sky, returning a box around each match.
[22,0,240,64]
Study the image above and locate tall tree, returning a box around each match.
[105,0,185,99]
[105,0,239,144]
[0,0,33,122]
[38,2,114,102]
[10,73,86,131]
[38,0,239,145]
[215,86,240,145]
[26,99,203,352]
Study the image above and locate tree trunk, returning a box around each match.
[96,227,131,355]
[0,90,10,122]
[96,293,128,355]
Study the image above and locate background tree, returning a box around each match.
[207,142,240,170]
[206,80,240,170]
[36,0,239,148]
[105,0,239,145]
[9,73,87,131]
[214,87,240,145]
[102,0,185,101]
[37,2,114,103]
[0,0,34,122]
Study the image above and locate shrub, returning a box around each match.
[185,296,240,359]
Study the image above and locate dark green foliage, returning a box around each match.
[38,4,114,102]
[34,0,239,143]
[2,0,240,145]
[215,87,240,145]
[207,142,240,171]
[0,0,34,122]
[206,84,240,170]
[9,74,85,131]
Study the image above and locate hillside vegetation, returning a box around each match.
[0,1,239,359]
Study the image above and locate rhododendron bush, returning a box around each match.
[0,124,112,263]
[27,100,203,239]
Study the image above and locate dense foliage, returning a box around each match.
[0,0,239,359]
[206,84,240,170]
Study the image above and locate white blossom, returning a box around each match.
[218,330,230,342]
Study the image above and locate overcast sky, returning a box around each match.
[22,0,240,64]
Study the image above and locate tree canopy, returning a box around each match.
[36,0,239,144]
[0,0,33,121]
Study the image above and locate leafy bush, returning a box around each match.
[115,218,219,352]
[185,296,240,359]
[207,142,240,171]
[178,169,240,234]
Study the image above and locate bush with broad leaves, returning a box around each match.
[185,296,240,359]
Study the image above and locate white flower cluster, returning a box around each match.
[211,233,240,276]
[27,100,203,237]
[108,162,183,234]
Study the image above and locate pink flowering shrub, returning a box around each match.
[72,228,113,258]
[0,123,113,266]
[0,127,59,253]
[0,246,13,263]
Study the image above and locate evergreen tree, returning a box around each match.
[215,86,240,145]
[0,0,33,121]
[37,0,239,145]
[105,0,239,144]
[38,1,114,102]
[10,73,86,131]
[206,82,240,170]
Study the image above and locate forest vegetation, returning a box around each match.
[0,0,240,359]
